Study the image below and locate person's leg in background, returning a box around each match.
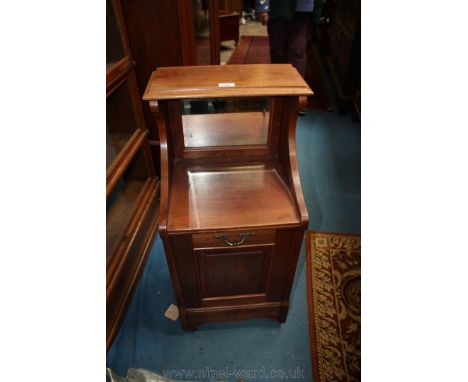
[267,17,289,64]
[286,12,312,77]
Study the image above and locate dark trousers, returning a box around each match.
[267,12,312,77]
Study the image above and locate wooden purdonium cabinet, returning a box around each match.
[143,64,313,330]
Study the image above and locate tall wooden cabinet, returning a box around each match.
[119,0,196,173]
[143,64,312,330]
[324,0,361,116]
[120,0,225,161]
[106,0,159,349]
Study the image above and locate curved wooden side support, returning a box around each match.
[288,98,309,229]
[149,101,169,236]
[278,96,309,229]
[277,96,310,321]
[149,100,190,328]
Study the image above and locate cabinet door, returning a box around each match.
[169,229,297,309]
[195,244,274,307]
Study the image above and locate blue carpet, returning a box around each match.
[107,110,361,381]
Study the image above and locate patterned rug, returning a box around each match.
[306,232,361,382]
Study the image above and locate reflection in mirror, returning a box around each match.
[218,0,241,64]
[181,97,271,148]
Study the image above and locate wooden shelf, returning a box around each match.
[167,158,299,231]
[182,112,270,148]
[106,129,147,197]
[143,64,313,100]
[107,131,136,169]
[106,57,135,97]
[106,178,146,264]
[106,75,142,175]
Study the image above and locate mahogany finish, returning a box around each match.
[106,0,159,350]
[144,64,312,100]
[168,160,299,231]
[144,64,312,330]
[119,0,197,173]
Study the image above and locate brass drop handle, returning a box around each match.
[215,233,253,247]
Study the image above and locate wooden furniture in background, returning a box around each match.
[304,42,333,112]
[143,64,312,330]
[226,35,271,65]
[120,0,194,173]
[219,0,243,14]
[121,0,224,170]
[219,10,240,45]
[106,0,159,350]
[324,0,361,115]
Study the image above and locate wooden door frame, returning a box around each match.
[177,0,220,65]
[177,0,197,65]
[209,0,220,65]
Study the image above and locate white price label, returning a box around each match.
[218,82,236,88]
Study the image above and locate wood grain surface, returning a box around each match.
[143,64,313,100]
[167,159,299,231]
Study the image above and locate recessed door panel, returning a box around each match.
[195,244,274,304]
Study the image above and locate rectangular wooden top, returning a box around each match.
[143,64,313,100]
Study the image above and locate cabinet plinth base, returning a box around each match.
[179,302,288,330]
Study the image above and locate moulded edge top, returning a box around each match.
[142,64,314,101]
